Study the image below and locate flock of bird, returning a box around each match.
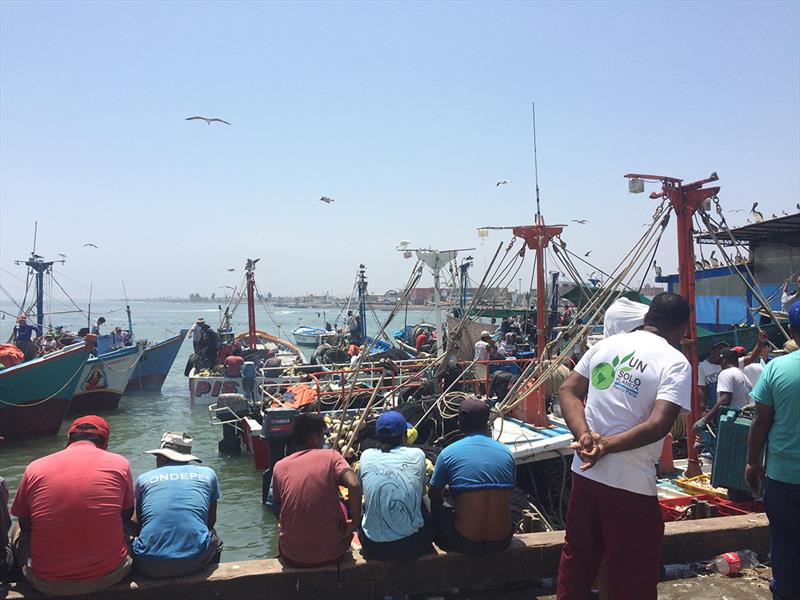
[183,114,800,232]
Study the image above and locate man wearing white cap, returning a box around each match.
[189,319,205,354]
[132,432,222,579]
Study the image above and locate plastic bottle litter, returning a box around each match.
[708,550,758,575]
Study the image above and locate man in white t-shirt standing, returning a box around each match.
[556,293,691,600]
[473,331,494,397]
[693,349,753,432]
[697,339,728,410]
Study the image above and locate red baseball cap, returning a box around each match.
[67,415,110,446]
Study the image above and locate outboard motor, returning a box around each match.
[261,407,299,503]
[216,393,251,456]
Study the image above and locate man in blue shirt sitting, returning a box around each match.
[429,398,515,554]
[132,432,222,579]
[357,411,434,561]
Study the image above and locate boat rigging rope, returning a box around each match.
[497,202,671,416]
[698,203,791,341]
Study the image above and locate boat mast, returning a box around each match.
[15,243,65,334]
[357,265,367,343]
[245,258,259,347]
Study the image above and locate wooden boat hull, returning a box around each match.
[70,345,143,414]
[125,329,188,393]
[0,342,90,440]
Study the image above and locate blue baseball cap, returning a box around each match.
[375,411,411,439]
[789,300,800,329]
[710,338,729,349]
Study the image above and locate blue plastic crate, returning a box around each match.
[711,409,751,492]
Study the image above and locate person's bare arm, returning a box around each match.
[745,402,773,493]
[339,469,362,541]
[559,372,590,439]
[741,330,768,368]
[703,391,732,424]
[578,400,682,470]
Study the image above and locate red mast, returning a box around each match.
[245,258,259,348]
[625,172,720,478]
[511,216,564,427]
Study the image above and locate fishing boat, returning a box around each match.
[188,259,307,405]
[291,325,338,347]
[0,339,93,440]
[125,329,188,393]
[69,343,144,414]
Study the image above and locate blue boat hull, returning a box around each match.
[125,329,187,393]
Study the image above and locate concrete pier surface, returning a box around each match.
[453,567,773,599]
[2,514,769,599]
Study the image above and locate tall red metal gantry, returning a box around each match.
[624,172,720,478]
[511,215,564,427]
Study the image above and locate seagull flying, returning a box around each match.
[584,251,592,257]
[496,180,509,187]
[227,268,235,272]
[83,243,99,249]
[186,116,231,126]
[58,253,67,258]
[729,209,744,213]
[750,202,764,223]
[319,196,334,204]
[571,219,588,225]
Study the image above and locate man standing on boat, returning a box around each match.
[473,331,495,397]
[189,318,205,354]
[746,300,800,600]
[132,432,222,579]
[10,416,135,595]
[780,275,800,312]
[12,315,39,360]
[91,316,106,335]
[557,293,692,600]
[270,413,362,568]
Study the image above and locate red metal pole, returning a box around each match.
[670,188,702,478]
[246,271,257,348]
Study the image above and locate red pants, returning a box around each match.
[557,473,664,600]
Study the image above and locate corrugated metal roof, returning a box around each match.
[698,213,800,246]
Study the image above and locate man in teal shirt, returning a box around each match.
[746,300,800,600]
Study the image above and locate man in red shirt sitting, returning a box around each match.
[415,330,429,352]
[224,347,244,378]
[270,413,362,567]
[11,416,135,595]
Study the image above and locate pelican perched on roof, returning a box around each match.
[750,202,764,223]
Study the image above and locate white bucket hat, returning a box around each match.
[144,432,201,463]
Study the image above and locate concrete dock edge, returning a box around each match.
[3,514,769,599]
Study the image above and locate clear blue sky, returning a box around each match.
[1,0,798,300]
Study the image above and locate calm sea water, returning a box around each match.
[0,299,434,561]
